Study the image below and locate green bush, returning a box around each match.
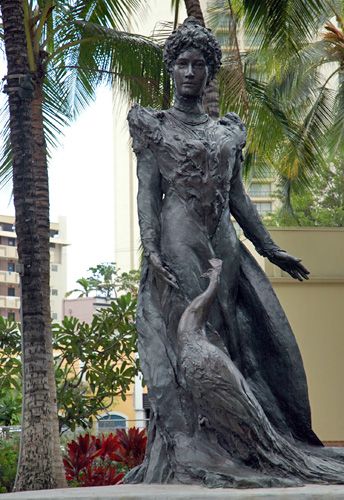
[0,437,19,493]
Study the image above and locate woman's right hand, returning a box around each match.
[149,252,179,289]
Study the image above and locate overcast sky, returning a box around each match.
[0,86,115,290]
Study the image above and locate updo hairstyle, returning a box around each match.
[163,17,222,82]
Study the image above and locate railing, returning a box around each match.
[0,426,21,439]
[0,296,20,309]
[0,271,20,284]
[96,418,150,433]
[0,420,151,441]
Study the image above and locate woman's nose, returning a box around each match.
[185,64,194,77]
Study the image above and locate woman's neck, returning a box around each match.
[170,94,208,125]
[173,94,204,115]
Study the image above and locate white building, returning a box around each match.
[0,214,68,322]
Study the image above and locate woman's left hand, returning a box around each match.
[268,250,310,281]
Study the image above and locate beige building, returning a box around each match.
[245,227,344,443]
[0,214,68,322]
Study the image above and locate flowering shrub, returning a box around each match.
[63,428,146,487]
[115,427,147,469]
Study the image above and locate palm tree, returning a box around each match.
[0,0,165,491]
[193,0,337,206]
[65,277,96,298]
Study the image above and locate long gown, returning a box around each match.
[126,104,344,487]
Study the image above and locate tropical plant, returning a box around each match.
[65,277,95,298]
[86,262,121,298]
[0,391,22,427]
[55,293,139,432]
[207,0,337,198]
[63,433,99,481]
[63,430,146,486]
[0,437,20,493]
[66,263,141,299]
[0,0,166,490]
[117,269,141,297]
[0,293,139,433]
[264,155,344,227]
[114,427,147,469]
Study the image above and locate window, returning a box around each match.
[7,262,15,272]
[1,223,15,232]
[8,238,16,246]
[51,312,58,320]
[51,264,58,272]
[7,287,15,297]
[51,289,58,296]
[98,414,127,431]
[254,202,272,215]
[49,243,55,248]
[7,312,15,321]
[248,183,272,198]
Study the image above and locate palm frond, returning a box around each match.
[42,75,71,152]
[328,77,344,156]
[51,21,166,116]
[0,100,12,185]
[68,0,144,30]
[242,0,330,56]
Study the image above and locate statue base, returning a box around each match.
[3,484,344,499]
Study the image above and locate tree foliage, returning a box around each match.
[264,156,344,227]
[0,293,139,433]
[206,0,344,207]
[66,263,140,299]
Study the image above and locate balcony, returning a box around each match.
[0,271,20,285]
[0,245,17,259]
[0,296,20,309]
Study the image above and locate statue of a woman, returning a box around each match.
[127,17,344,487]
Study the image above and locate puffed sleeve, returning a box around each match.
[127,104,162,257]
[221,113,281,258]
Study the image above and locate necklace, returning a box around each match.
[168,107,209,125]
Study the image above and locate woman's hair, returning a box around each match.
[163,17,222,82]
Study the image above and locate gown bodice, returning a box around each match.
[128,105,246,235]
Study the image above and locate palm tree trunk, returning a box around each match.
[0,0,66,490]
[184,0,205,23]
[183,0,220,118]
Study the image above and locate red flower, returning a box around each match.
[63,428,147,486]
[79,464,124,486]
[114,427,147,469]
[63,434,99,481]
[93,433,121,461]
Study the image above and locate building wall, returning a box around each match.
[0,214,68,321]
[50,217,68,321]
[63,296,113,323]
[244,227,344,442]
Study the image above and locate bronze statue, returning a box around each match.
[127,17,344,487]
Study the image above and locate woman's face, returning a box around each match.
[173,48,208,98]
